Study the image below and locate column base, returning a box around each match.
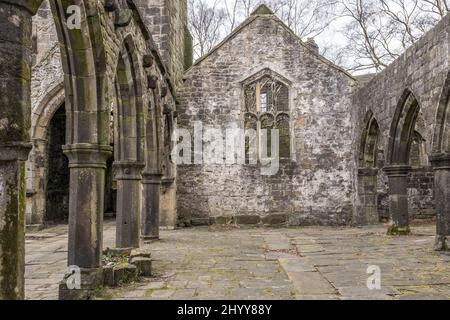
[434,235,450,251]
[58,267,103,300]
[141,235,159,241]
[387,224,411,236]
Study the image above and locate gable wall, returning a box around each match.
[177,16,358,226]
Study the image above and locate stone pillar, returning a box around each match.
[63,144,112,268]
[355,168,379,225]
[114,161,145,248]
[27,138,47,227]
[141,173,162,240]
[160,179,177,229]
[430,153,450,251]
[0,144,32,300]
[0,0,42,299]
[383,165,411,235]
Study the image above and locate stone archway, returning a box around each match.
[0,0,173,300]
[44,103,69,222]
[431,70,450,251]
[355,111,381,225]
[384,89,421,235]
[46,3,114,300]
[112,37,146,249]
[25,83,65,226]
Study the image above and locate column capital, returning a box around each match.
[114,161,145,180]
[358,167,379,177]
[161,177,176,185]
[0,142,32,161]
[430,153,450,170]
[63,143,112,169]
[0,0,44,15]
[383,165,411,177]
[142,173,163,185]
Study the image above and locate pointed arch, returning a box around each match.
[31,82,65,141]
[433,70,450,154]
[359,111,380,168]
[50,0,108,145]
[387,89,421,165]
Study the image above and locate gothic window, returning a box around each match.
[243,70,291,162]
[276,113,291,158]
[260,93,268,112]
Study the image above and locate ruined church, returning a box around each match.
[1,0,450,300]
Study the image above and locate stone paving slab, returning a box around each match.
[24,221,450,300]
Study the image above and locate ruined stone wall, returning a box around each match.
[27,0,63,225]
[353,13,450,220]
[177,14,358,226]
[135,0,191,89]
[26,0,177,227]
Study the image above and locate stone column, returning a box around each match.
[114,161,145,248]
[383,165,411,235]
[160,179,177,230]
[63,144,111,267]
[430,153,450,251]
[355,168,379,225]
[27,138,47,227]
[141,173,162,240]
[0,144,32,300]
[0,0,42,299]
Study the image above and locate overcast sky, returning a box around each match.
[196,0,353,69]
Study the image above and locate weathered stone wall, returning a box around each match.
[26,0,177,227]
[407,169,435,218]
[353,13,450,220]
[177,12,358,226]
[135,0,191,89]
[26,0,63,226]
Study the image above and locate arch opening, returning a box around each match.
[45,103,69,223]
[355,111,382,225]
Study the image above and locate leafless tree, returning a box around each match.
[223,0,240,33]
[188,0,226,59]
[273,0,339,38]
[188,0,449,73]
[331,0,449,73]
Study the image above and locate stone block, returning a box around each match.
[235,215,261,225]
[102,266,114,287]
[191,217,211,226]
[130,248,152,259]
[262,214,288,226]
[112,264,138,287]
[211,216,234,225]
[130,257,153,277]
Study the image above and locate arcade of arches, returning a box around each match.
[0,1,450,300]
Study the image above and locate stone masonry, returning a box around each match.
[1,1,450,300]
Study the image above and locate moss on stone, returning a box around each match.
[387,225,411,236]
[0,164,25,300]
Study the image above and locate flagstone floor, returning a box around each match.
[25,220,450,300]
